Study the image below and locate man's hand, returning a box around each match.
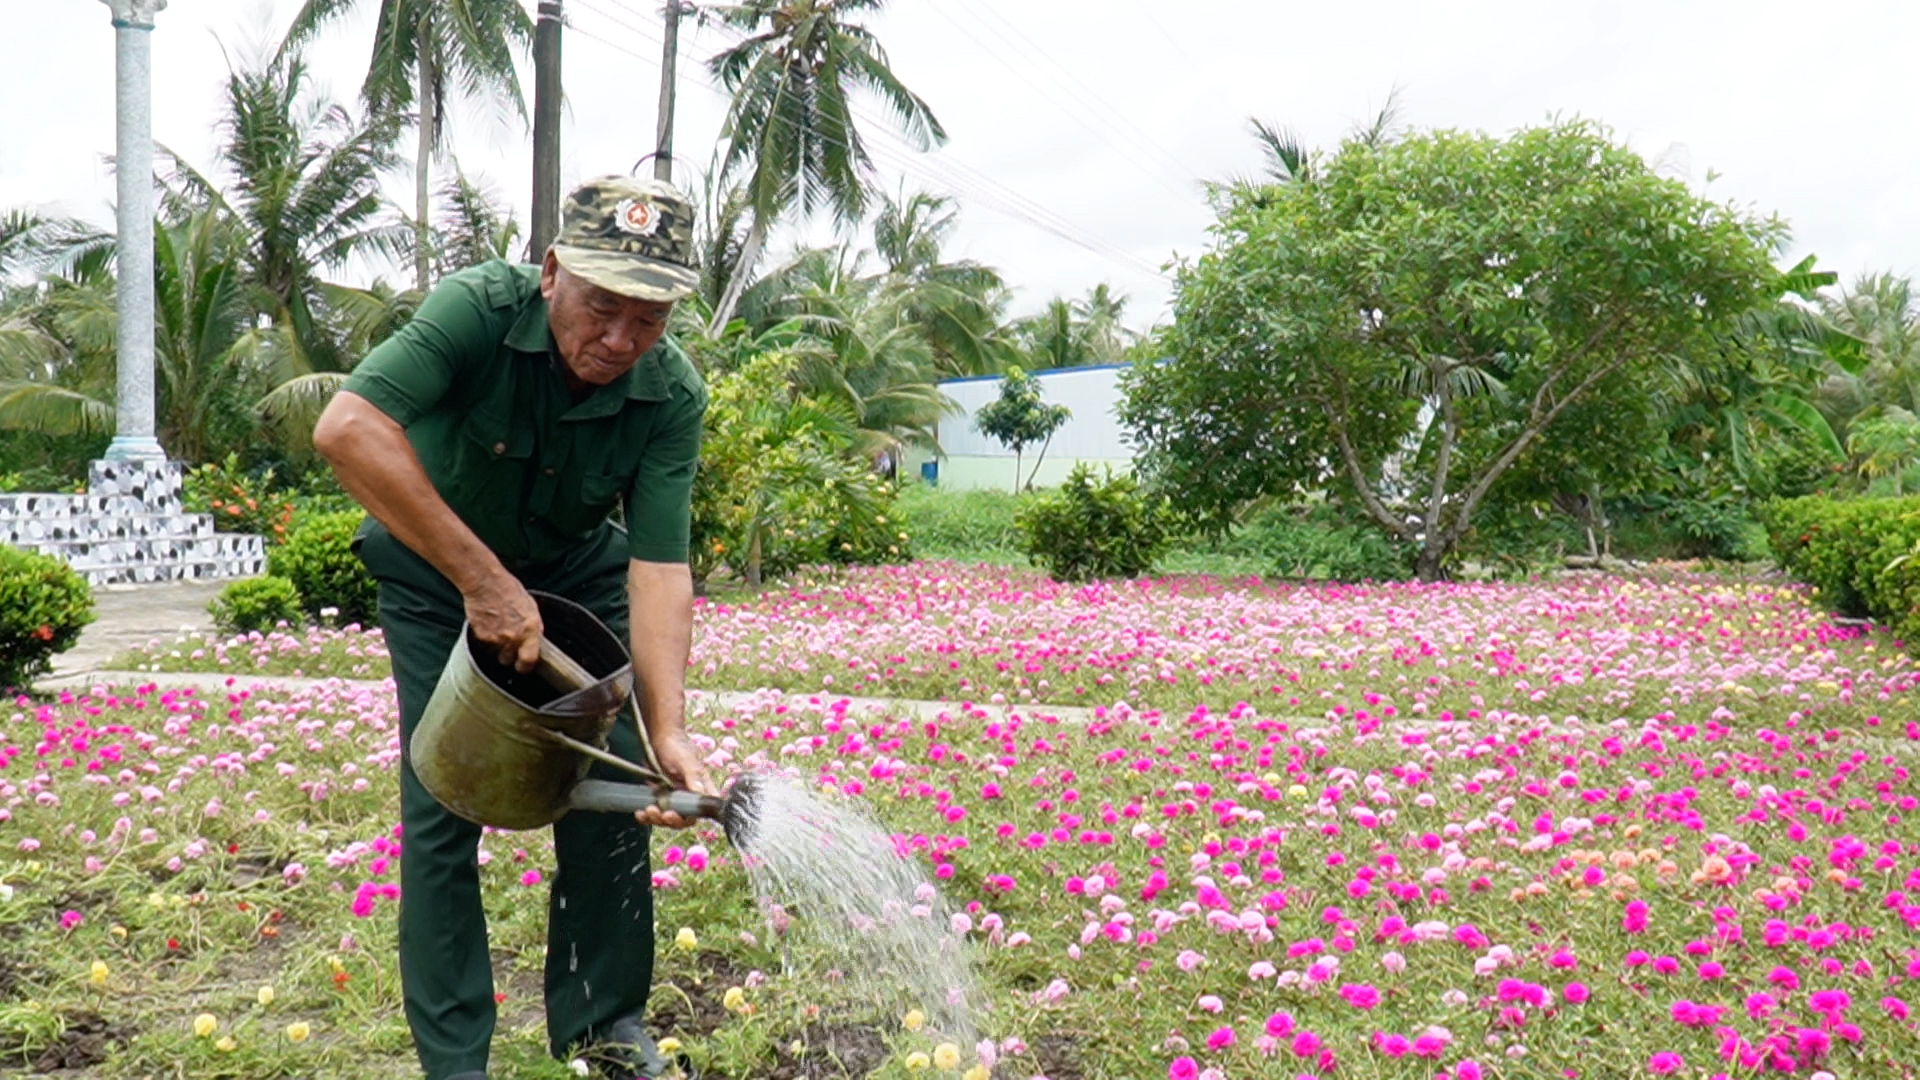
[463,572,543,672]
[637,729,717,830]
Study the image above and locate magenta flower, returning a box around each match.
[1564,982,1590,1004]
[1290,1031,1322,1057]
[1339,983,1381,1010]
[1649,1052,1683,1073]
[1206,1026,1235,1052]
[1168,1057,1198,1080]
[1265,1011,1295,1038]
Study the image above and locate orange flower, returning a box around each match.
[33,625,53,642]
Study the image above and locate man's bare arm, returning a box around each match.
[312,391,541,669]
[627,558,714,829]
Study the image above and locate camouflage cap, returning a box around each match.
[549,175,700,302]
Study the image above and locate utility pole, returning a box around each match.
[653,2,688,183]
[529,0,563,258]
[99,0,168,461]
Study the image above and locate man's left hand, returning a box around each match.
[637,729,718,830]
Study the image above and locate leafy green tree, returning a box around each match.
[974,364,1070,491]
[433,166,520,277]
[705,0,946,333]
[280,0,532,291]
[1124,119,1781,580]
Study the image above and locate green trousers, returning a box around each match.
[356,521,657,1080]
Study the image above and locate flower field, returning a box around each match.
[7,564,1920,1078]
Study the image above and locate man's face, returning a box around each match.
[540,253,675,387]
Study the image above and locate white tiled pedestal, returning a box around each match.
[0,460,265,586]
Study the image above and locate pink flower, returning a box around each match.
[1649,1052,1683,1074]
[1265,1011,1295,1038]
[1168,1057,1198,1080]
[1564,982,1590,1004]
[1290,1031,1322,1057]
[1207,1026,1236,1052]
[1197,995,1224,1013]
[519,870,542,887]
[1177,950,1205,972]
[1381,951,1407,974]
[1455,1062,1483,1080]
[57,909,83,931]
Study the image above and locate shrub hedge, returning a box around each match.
[1759,495,1920,651]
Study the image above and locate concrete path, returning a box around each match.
[51,579,226,677]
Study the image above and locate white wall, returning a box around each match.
[908,364,1137,491]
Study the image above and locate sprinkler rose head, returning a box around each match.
[648,774,763,849]
[717,773,763,850]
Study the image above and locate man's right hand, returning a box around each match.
[464,574,543,672]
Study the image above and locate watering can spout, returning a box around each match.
[567,778,763,848]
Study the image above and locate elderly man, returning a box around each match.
[313,175,713,1080]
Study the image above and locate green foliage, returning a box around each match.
[1126,118,1782,580]
[1016,465,1179,582]
[690,352,906,586]
[1847,408,1920,494]
[1230,503,1414,581]
[183,453,298,543]
[973,365,1071,490]
[0,547,94,690]
[209,575,307,634]
[1760,495,1920,649]
[266,510,376,627]
[893,484,1027,562]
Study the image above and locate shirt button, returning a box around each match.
[544,467,555,476]
[493,442,506,455]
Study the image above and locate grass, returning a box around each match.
[23,563,1920,1078]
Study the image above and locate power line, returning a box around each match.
[928,0,1196,194]
[569,3,1167,279]
[589,0,1146,267]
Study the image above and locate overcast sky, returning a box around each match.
[6,0,1916,328]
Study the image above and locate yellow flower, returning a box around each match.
[89,960,109,986]
[326,956,345,975]
[902,1008,926,1032]
[933,1043,961,1070]
[904,1051,931,1070]
[284,1021,311,1043]
[215,1035,237,1053]
[109,924,127,941]
[256,985,275,1007]
[1288,784,1309,800]
[674,927,698,951]
[962,1067,989,1080]
[192,1014,218,1038]
[722,986,747,1013]
[657,1037,682,1055]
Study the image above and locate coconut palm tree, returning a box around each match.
[704,0,946,334]
[279,0,533,291]
[1821,273,1920,431]
[871,189,1013,378]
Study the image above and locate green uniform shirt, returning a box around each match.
[341,260,706,568]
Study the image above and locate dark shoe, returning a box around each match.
[583,1016,697,1080]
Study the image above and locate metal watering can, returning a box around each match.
[410,591,757,842]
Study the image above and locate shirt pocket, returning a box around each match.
[549,470,629,539]
[453,407,534,507]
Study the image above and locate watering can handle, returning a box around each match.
[535,637,598,694]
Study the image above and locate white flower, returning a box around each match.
[570,1060,590,1077]
[0,884,12,902]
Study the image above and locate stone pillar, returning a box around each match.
[101,0,168,462]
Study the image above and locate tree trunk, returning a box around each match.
[707,214,766,336]
[413,29,437,294]
[745,526,763,588]
[1013,449,1023,492]
[1025,431,1056,489]
[1414,546,1447,583]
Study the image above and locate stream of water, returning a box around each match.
[730,772,983,1049]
